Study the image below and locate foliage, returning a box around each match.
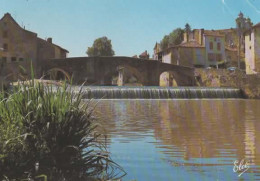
[160,28,184,50]
[87,36,115,56]
[235,12,253,34]
[184,23,191,34]
[0,78,125,180]
[160,35,170,51]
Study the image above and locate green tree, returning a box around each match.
[184,23,191,34]
[160,28,184,50]
[168,28,184,46]
[160,35,170,50]
[87,36,115,56]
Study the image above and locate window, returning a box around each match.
[214,38,217,42]
[217,42,221,51]
[3,31,8,38]
[216,54,222,62]
[208,53,215,62]
[11,57,16,62]
[2,57,7,63]
[19,58,24,61]
[249,33,251,41]
[249,46,251,50]
[210,42,213,50]
[3,43,8,51]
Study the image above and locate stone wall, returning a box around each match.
[195,68,260,98]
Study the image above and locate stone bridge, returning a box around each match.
[39,57,195,86]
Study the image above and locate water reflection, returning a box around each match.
[92,99,260,180]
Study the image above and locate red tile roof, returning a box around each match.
[139,50,148,57]
[253,22,260,28]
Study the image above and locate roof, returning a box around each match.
[204,30,225,37]
[225,46,237,51]
[37,37,69,53]
[53,43,69,53]
[177,40,204,48]
[0,13,69,53]
[253,22,260,28]
[0,13,37,36]
[139,50,149,57]
[153,42,159,49]
[166,40,204,49]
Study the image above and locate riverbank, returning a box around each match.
[195,68,260,99]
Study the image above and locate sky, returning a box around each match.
[0,0,260,57]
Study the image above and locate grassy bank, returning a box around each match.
[0,79,125,180]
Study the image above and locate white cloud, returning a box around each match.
[245,0,260,14]
[222,0,226,5]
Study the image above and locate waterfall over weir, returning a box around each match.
[77,86,244,99]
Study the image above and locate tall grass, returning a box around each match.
[0,79,125,180]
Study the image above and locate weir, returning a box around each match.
[77,86,244,99]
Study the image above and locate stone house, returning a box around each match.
[245,22,260,74]
[0,13,68,79]
[139,50,150,59]
[154,28,239,69]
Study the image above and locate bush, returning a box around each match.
[0,80,125,180]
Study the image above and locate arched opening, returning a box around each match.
[159,71,178,87]
[44,68,71,81]
[104,65,144,86]
[118,65,144,86]
[103,72,118,86]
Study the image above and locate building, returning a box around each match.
[139,50,150,59]
[0,13,68,79]
[245,22,260,74]
[153,28,240,69]
[153,42,162,61]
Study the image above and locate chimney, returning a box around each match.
[47,38,52,44]
[184,32,188,42]
[199,29,204,45]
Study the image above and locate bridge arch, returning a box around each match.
[159,71,178,87]
[44,68,71,81]
[102,64,145,86]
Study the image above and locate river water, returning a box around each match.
[92,99,260,181]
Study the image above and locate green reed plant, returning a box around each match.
[0,77,125,180]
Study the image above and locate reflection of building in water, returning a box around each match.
[153,100,253,163]
[244,120,256,165]
[244,100,260,166]
[94,100,259,170]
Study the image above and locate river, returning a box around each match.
[92,99,260,181]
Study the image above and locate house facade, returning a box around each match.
[154,28,239,69]
[245,23,260,74]
[0,13,68,79]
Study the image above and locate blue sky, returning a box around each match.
[1,0,260,57]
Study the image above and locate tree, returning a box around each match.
[160,28,184,50]
[184,23,191,34]
[184,23,191,41]
[160,35,170,50]
[168,28,184,46]
[87,36,115,56]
